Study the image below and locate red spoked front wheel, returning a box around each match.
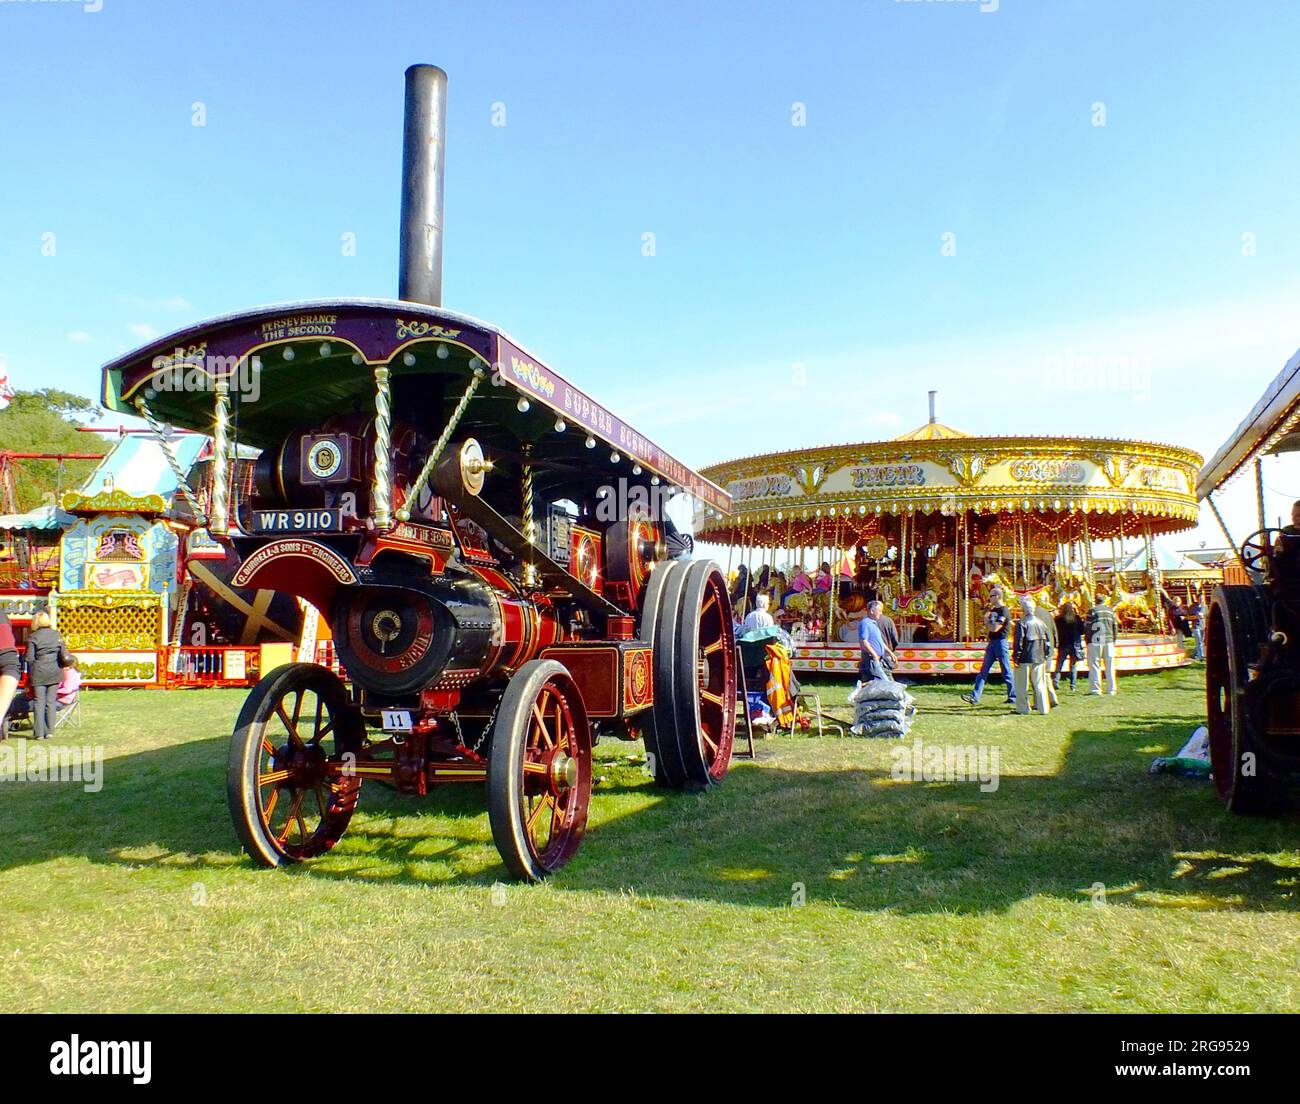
[228,663,364,866]
[487,660,593,881]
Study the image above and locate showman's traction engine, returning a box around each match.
[98,66,737,879]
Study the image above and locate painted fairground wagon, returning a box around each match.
[1197,346,1300,813]
[96,66,737,880]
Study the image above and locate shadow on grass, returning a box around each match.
[0,699,1296,914]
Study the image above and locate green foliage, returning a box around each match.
[0,389,107,511]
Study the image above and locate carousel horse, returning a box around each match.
[879,576,940,621]
[1109,577,1160,631]
[1048,567,1095,614]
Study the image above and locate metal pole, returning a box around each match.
[521,442,537,588]
[210,378,230,536]
[1207,492,1239,555]
[399,64,448,306]
[372,366,393,528]
[1255,457,1267,531]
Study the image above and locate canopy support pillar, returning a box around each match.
[1207,492,1239,560]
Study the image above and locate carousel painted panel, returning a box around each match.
[791,636,1187,676]
[72,648,163,687]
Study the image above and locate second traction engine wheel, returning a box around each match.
[1205,586,1281,814]
[649,559,736,790]
[227,663,364,866]
[636,558,688,787]
[487,660,593,881]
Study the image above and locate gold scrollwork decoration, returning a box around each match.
[395,319,463,341]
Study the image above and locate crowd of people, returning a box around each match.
[957,585,1131,714]
[730,555,1214,728]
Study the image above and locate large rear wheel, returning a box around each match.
[1205,586,1283,814]
[637,559,690,788]
[670,560,737,788]
[228,663,364,866]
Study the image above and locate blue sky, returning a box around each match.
[3,0,1300,549]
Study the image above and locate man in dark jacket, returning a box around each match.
[1053,602,1087,690]
[962,586,1015,706]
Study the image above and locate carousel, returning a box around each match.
[693,395,1203,675]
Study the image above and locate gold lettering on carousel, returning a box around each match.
[1009,458,1087,484]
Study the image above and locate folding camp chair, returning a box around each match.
[53,695,83,731]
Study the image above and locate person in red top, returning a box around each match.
[0,610,21,739]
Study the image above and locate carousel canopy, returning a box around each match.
[76,433,208,506]
[0,503,74,531]
[694,417,1202,546]
[1197,345,1300,498]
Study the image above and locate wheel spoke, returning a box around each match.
[526,793,554,832]
[258,768,291,785]
[549,796,565,838]
[278,791,304,843]
[275,703,302,747]
[263,786,280,821]
[531,703,554,749]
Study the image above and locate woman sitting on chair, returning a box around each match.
[56,655,81,715]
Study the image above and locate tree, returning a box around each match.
[0,389,108,512]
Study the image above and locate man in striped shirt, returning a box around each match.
[1086,597,1120,696]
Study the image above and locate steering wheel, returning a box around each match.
[1241,528,1286,576]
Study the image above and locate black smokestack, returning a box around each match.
[398,64,448,307]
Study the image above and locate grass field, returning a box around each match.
[1,664,1297,1013]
